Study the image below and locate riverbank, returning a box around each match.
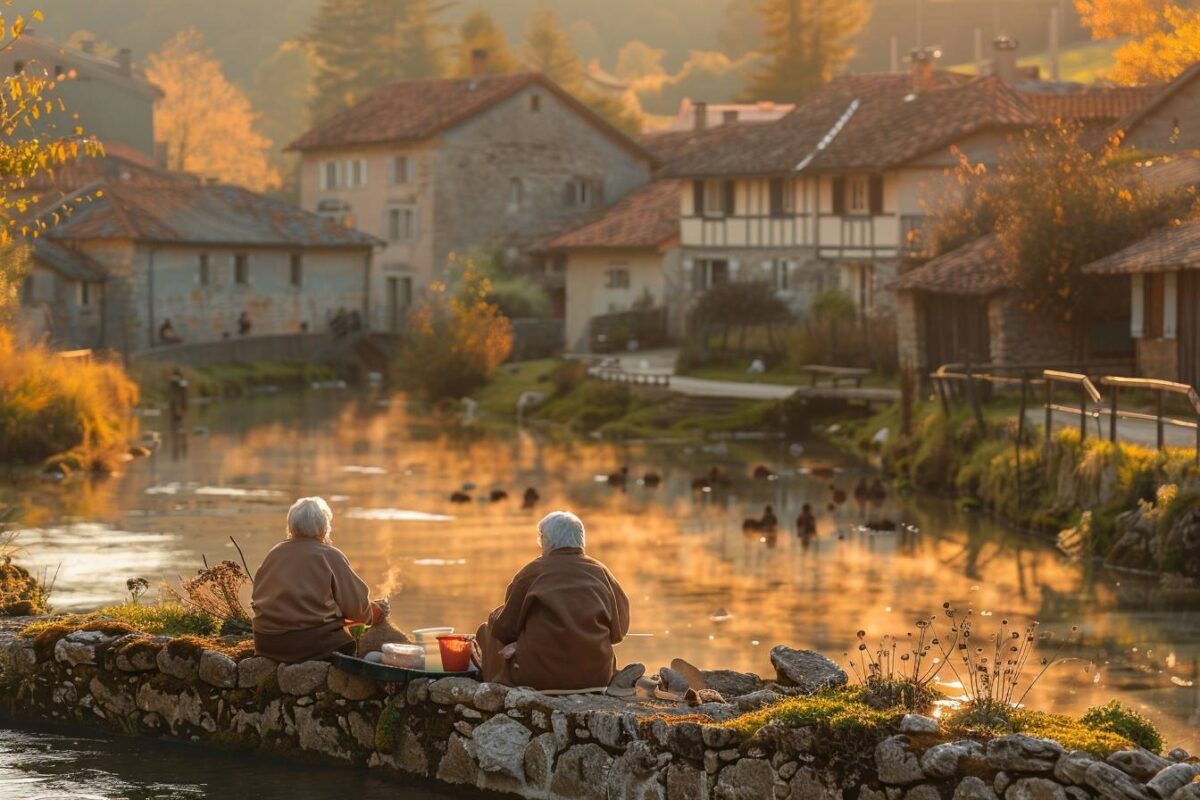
[131,359,339,405]
[1,620,1192,800]
[838,403,1200,579]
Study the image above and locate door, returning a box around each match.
[1179,272,1200,387]
[920,293,990,369]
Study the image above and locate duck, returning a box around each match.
[752,465,777,480]
[606,466,629,487]
[827,485,847,512]
[868,478,887,505]
[853,478,870,513]
[449,491,472,504]
[522,487,540,509]
[743,505,779,533]
[489,489,509,503]
[641,472,662,488]
[693,466,734,491]
[795,503,817,537]
[864,518,897,532]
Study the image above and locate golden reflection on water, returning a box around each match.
[5,392,1199,750]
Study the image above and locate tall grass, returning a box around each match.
[0,331,139,470]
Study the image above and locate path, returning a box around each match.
[1033,407,1198,450]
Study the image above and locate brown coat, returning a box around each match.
[481,547,629,691]
[250,538,373,663]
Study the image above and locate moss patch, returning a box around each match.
[945,706,1133,758]
[722,687,902,739]
[375,706,403,753]
[0,558,50,616]
[1079,701,1162,754]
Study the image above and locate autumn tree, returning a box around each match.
[455,9,519,75]
[306,0,450,120]
[399,259,513,401]
[520,8,643,135]
[1076,0,1199,83]
[147,29,280,192]
[743,0,870,103]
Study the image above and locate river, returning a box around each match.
[1,390,1197,796]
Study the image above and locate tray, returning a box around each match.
[330,652,478,683]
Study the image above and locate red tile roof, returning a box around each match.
[546,180,680,250]
[664,73,1038,177]
[1019,86,1160,122]
[286,72,653,165]
[888,234,1015,295]
[1082,218,1200,275]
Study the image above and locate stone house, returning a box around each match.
[545,180,681,352]
[15,172,379,355]
[286,70,656,334]
[660,60,1040,325]
[8,32,161,162]
[1117,62,1200,154]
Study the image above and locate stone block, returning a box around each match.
[524,732,558,792]
[953,777,1000,800]
[277,661,329,695]
[473,714,531,780]
[437,733,479,786]
[429,677,478,705]
[1056,752,1099,785]
[987,736,1065,773]
[326,666,378,700]
[877,736,926,785]
[768,647,848,693]
[907,786,942,800]
[713,758,775,800]
[1084,761,1154,800]
[922,742,985,779]
[1106,751,1171,783]
[156,645,200,681]
[237,656,277,688]
[550,743,613,800]
[900,715,939,734]
[198,650,237,689]
[1007,778,1068,800]
[1148,763,1200,799]
[473,682,510,712]
[667,762,708,800]
[55,631,113,666]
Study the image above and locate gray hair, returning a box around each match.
[287,496,333,540]
[538,511,585,552]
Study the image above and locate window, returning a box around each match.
[530,94,541,112]
[566,177,603,209]
[320,161,340,190]
[508,177,524,211]
[290,254,303,288]
[386,206,418,242]
[698,178,732,217]
[1144,272,1165,339]
[317,199,355,229]
[234,254,249,285]
[198,253,210,287]
[390,155,412,185]
[604,268,630,289]
[344,158,367,188]
[771,259,790,291]
[769,178,793,218]
[847,175,870,214]
[79,281,91,307]
[693,259,730,292]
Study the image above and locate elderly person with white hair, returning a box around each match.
[474,511,630,691]
[251,497,386,663]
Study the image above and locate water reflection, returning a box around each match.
[3,391,1199,753]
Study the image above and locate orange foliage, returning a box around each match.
[1075,0,1200,83]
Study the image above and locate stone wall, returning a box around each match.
[2,631,1198,800]
[988,293,1076,367]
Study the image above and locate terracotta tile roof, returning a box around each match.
[43,182,380,249]
[1082,219,1200,275]
[664,73,1038,177]
[888,234,1014,295]
[286,72,654,165]
[1019,86,1160,122]
[546,180,680,250]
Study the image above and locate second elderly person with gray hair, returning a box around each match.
[474,511,630,691]
[251,496,387,663]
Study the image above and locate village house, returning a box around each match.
[545,180,681,352]
[286,58,656,334]
[7,32,162,163]
[15,166,378,356]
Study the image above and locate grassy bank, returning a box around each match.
[133,360,337,405]
[840,402,1200,567]
[0,332,139,472]
[471,358,784,440]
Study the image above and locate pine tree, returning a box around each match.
[455,9,519,75]
[521,8,582,87]
[743,0,870,103]
[306,0,450,121]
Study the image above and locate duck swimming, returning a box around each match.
[743,505,779,533]
[641,472,662,488]
[522,487,540,509]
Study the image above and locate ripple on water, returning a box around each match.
[345,508,454,522]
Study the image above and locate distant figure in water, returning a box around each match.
[522,487,540,509]
[752,464,776,480]
[853,478,869,515]
[743,505,778,533]
[606,466,628,487]
[868,478,887,507]
[158,318,183,345]
[641,472,662,488]
[828,485,847,512]
[473,511,629,691]
[450,491,471,504]
[489,489,509,503]
[796,503,817,538]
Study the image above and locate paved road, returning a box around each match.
[1034,407,1198,449]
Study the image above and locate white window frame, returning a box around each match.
[604,267,631,290]
[781,179,795,215]
[343,158,367,188]
[386,205,419,243]
[693,258,729,291]
[846,175,870,215]
[320,160,340,190]
[390,155,412,185]
[771,259,791,291]
[703,178,725,217]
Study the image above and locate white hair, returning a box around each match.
[287,496,333,541]
[538,511,585,553]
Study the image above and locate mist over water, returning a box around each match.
[2,390,1197,795]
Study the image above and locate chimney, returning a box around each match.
[80,39,95,55]
[693,101,708,133]
[991,36,1019,84]
[470,48,488,77]
[909,47,939,93]
[722,109,739,125]
[117,47,132,75]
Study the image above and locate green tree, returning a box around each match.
[455,9,519,75]
[743,0,870,103]
[306,0,450,120]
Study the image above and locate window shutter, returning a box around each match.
[831,177,846,215]
[869,174,884,215]
[319,161,328,191]
[769,178,784,217]
[723,180,736,217]
[359,159,368,187]
[693,180,705,216]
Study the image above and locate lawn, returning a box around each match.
[471,358,559,417]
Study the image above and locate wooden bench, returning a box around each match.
[799,365,870,389]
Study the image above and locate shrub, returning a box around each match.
[845,621,944,712]
[1079,701,1163,754]
[548,360,588,397]
[165,561,252,635]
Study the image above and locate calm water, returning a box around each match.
[1,390,1198,796]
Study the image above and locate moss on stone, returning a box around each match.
[375,706,403,753]
[255,673,282,704]
[945,706,1133,758]
[722,687,901,739]
[1078,701,1162,754]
